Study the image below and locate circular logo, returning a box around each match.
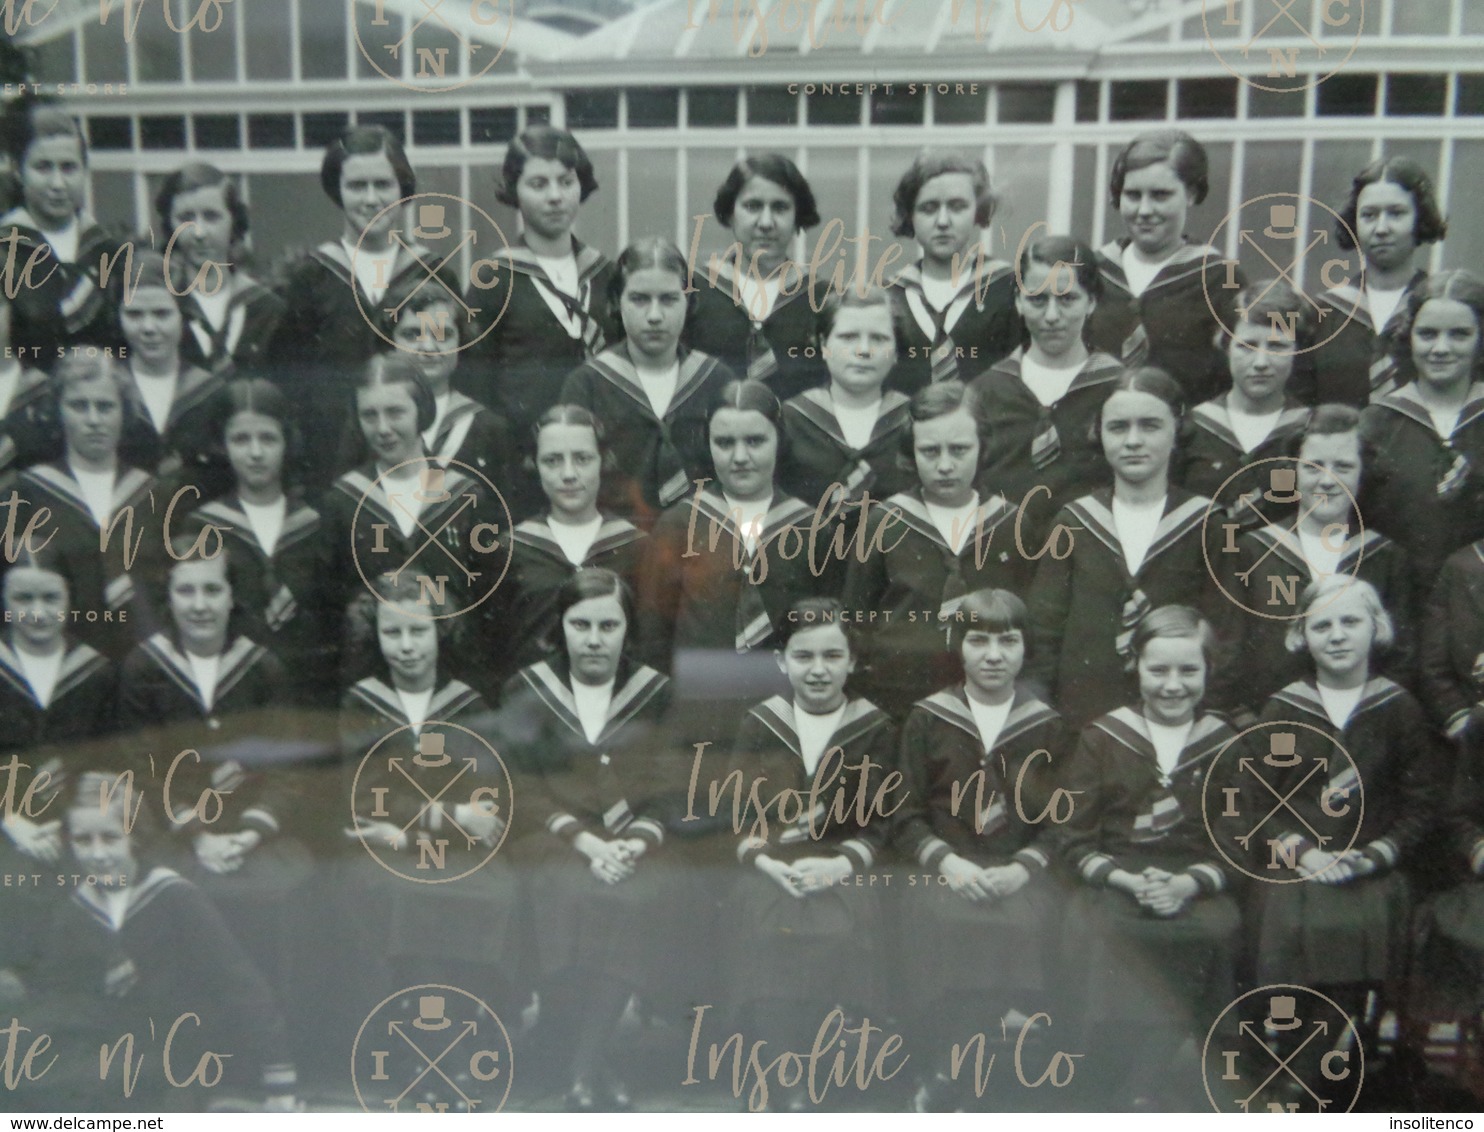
[352,983,514,1112]
[1200,0,1365,94]
[349,720,513,884]
[1201,456,1367,621]
[351,192,513,354]
[1202,720,1365,884]
[349,455,513,621]
[1203,984,1364,1112]
[352,0,516,93]
[1202,193,1365,357]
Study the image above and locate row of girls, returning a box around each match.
[0,95,1480,1108]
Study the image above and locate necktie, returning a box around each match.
[1115,587,1151,658]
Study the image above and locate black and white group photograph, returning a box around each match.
[1,0,1484,1118]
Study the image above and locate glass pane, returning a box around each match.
[688,148,747,270]
[469,106,517,145]
[746,87,797,126]
[1317,73,1378,116]
[807,89,860,127]
[88,117,135,152]
[411,21,464,83]
[1075,80,1100,123]
[688,88,737,128]
[247,173,341,270]
[581,148,620,257]
[935,82,987,125]
[1248,86,1306,118]
[1177,78,1238,120]
[81,22,128,84]
[133,1,183,83]
[302,112,350,150]
[992,143,1052,259]
[1110,80,1167,122]
[997,84,1056,124]
[245,0,292,80]
[248,114,296,149]
[628,89,680,130]
[1070,145,1098,246]
[190,9,238,82]
[1385,74,1447,117]
[357,110,406,142]
[193,115,241,150]
[1460,74,1484,116]
[627,148,678,248]
[870,146,931,265]
[799,149,860,284]
[139,115,186,150]
[31,34,77,84]
[300,0,347,80]
[871,86,924,127]
[1230,141,1305,274]
[412,109,462,147]
[567,91,620,131]
[90,171,136,234]
[1445,141,1484,272]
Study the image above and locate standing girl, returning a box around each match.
[458,127,615,478]
[1058,606,1242,1110]
[970,234,1123,530]
[498,568,674,1111]
[778,285,915,510]
[1086,130,1242,407]
[1312,157,1448,406]
[685,154,829,404]
[155,161,285,378]
[1362,270,1484,592]
[184,379,335,708]
[504,405,647,672]
[1027,368,1219,727]
[844,380,1034,720]
[1250,578,1447,1078]
[894,588,1069,1112]
[720,598,897,1112]
[886,151,1019,391]
[0,101,126,360]
[561,237,735,530]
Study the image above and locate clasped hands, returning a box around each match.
[938,854,1031,903]
[1110,866,1200,916]
[756,853,852,898]
[1296,847,1378,885]
[576,832,647,885]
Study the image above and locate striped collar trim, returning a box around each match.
[22,464,154,525]
[1096,239,1223,294]
[1373,382,1484,436]
[1066,490,1208,566]
[140,633,264,713]
[1189,398,1310,451]
[883,489,1018,555]
[520,660,667,746]
[916,685,1057,749]
[73,866,185,929]
[748,694,890,757]
[511,515,644,560]
[348,676,479,725]
[0,641,106,706]
[786,387,911,450]
[1271,676,1405,721]
[1093,706,1233,773]
[585,347,720,420]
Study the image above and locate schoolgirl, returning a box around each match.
[1178,279,1314,511]
[778,284,914,510]
[684,154,829,404]
[385,286,514,481]
[1361,269,1484,592]
[1027,367,1220,727]
[0,778,300,1111]
[182,379,336,709]
[1212,404,1413,717]
[496,568,674,1111]
[0,547,116,878]
[0,289,53,477]
[504,405,646,672]
[1057,606,1242,1110]
[1248,578,1447,1075]
[8,353,157,660]
[1085,130,1242,407]
[893,588,1069,1112]
[1310,157,1448,406]
[970,233,1123,528]
[458,126,616,473]
[843,380,1035,720]
[113,249,226,491]
[154,161,286,378]
[720,598,897,1112]
[560,237,735,529]
[265,125,456,493]
[885,151,1019,391]
[334,577,519,1017]
[0,100,126,360]
[322,354,508,693]
[636,380,837,741]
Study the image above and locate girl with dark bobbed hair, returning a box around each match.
[684,153,831,404]
[1312,156,1449,406]
[1085,130,1244,408]
[155,161,285,378]
[886,150,1020,391]
[265,125,459,493]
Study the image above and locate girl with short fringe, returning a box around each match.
[265,125,455,493]
[1210,404,1413,718]
[155,161,286,378]
[969,233,1123,526]
[1311,156,1448,406]
[1246,578,1447,1075]
[684,153,830,404]
[885,151,1019,391]
[721,596,897,1112]
[1057,605,1243,1110]
[778,283,915,510]
[560,236,736,530]
[1027,366,1220,727]
[843,379,1034,720]
[1085,130,1244,407]
[0,99,128,360]
[183,379,336,709]
[504,404,647,672]
[457,125,617,495]
[893,587,1070,1112]
[1361,269,1484,592]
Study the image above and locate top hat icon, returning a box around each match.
[1265,732,1300,769]
[1265,995,1301,1032]
[1264,467,1301,504]
[413,204,451,241]
[1264,204,1299,240]
[413,995,452,1031]
[416,466,451,503]
[415,732,450,768]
